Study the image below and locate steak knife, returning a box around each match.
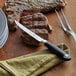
[15,20,71,61]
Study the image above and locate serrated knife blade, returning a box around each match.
[15,20,71,61]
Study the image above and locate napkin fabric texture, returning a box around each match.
[0,43,69,76]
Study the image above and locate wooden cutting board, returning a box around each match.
[0,0,76,76]
[0,0,5,8]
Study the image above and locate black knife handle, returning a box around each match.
[44,41,71,61]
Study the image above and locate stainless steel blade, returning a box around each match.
[15,20,47,43]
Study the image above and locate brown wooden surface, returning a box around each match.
[0,0,76,76]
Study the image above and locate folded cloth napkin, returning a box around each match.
[0,43,70,76]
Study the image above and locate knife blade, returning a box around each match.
[15,20,71,61]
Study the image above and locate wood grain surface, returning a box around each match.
[0,0,76,76]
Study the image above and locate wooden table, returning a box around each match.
[0,0,76,76]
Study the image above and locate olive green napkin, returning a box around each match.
[0,43,70,76]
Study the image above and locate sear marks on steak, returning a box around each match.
[5,0,67,32]
[20,12,52,46]
[20,12,52,33]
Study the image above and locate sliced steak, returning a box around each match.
[5,0,67,32]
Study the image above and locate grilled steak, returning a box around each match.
[5,0,67,32]
[20,12,52,33]
[20,12,52,46]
